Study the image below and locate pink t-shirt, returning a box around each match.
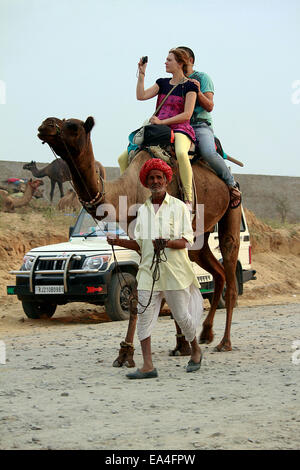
[155,78,198,142]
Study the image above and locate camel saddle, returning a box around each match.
[128,139,221,209]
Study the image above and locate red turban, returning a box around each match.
[139,158,173,187]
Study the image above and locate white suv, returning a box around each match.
[8,207,256,320]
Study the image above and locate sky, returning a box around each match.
[1,0,300,177]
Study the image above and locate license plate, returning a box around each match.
[35,285,64,294]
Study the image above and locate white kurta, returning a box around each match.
[134,193,203,341]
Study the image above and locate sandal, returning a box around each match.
[186,352,203,373]
[229,184,242,209]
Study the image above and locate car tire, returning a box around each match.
[22,301,57,319]
[105,272,137,321]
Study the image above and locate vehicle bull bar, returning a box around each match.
[10,254,99,293]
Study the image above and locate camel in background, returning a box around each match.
[38,116,241,365]
[0,179,44,213]
[23,159,70,202]
[57,188,81,212]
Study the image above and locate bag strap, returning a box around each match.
[153,78,186,117]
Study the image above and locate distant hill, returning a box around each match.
[1,160,299,222]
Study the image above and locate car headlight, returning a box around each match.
[21,255,36,271]
[82,255,111,271]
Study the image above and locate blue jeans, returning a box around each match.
[193,123,235,187]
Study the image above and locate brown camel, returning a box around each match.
[37,116,241,364]
[0,179,44,213]
[57,188,81,212]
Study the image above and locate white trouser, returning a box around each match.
[137,284,203,342]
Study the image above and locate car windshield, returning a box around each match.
[71,209,127,238]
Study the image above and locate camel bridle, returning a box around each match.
[48,122,105,211]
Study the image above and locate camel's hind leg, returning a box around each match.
[215,206,241,351]
[58,181,64,198]
[191,233,226,345]
[168,320,192,356]
[170,233,226,354]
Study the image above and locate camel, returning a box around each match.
[23,159,71,202]
[57,188,81,212]
[37,116,241,363]
[0,179,44,213]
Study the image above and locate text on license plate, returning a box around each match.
[35,285,64,294]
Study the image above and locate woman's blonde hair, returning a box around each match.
[169,48,190,75]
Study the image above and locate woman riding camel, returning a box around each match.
[118,48,198,207]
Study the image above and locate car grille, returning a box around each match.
[36,256,84,271]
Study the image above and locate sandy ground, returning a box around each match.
[0,207,300,450]
[0,303,299,450]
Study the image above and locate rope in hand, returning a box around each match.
[111,238,168,315]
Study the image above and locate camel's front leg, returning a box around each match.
[200,267,225,345]
[113,295,137,368]
[113,312,137,367]
[50,180,55,203]
[189,235,225,345]
[215,269,237,352]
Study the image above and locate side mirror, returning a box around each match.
[69,226,74,238]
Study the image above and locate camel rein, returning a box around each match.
[110,238,168,315]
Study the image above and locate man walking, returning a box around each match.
[107,158,203,379]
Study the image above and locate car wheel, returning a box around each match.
[105,272,137,321]
[22,301,57,319]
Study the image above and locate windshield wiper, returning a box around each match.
[83,229,108,239]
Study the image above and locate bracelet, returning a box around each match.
[139,72,145,76]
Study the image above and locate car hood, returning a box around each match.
[28,237,125,254]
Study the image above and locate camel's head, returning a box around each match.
[23,161,36,171]
[60,117,95,154]
[28,179,44,191]
[37,117,64,144]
